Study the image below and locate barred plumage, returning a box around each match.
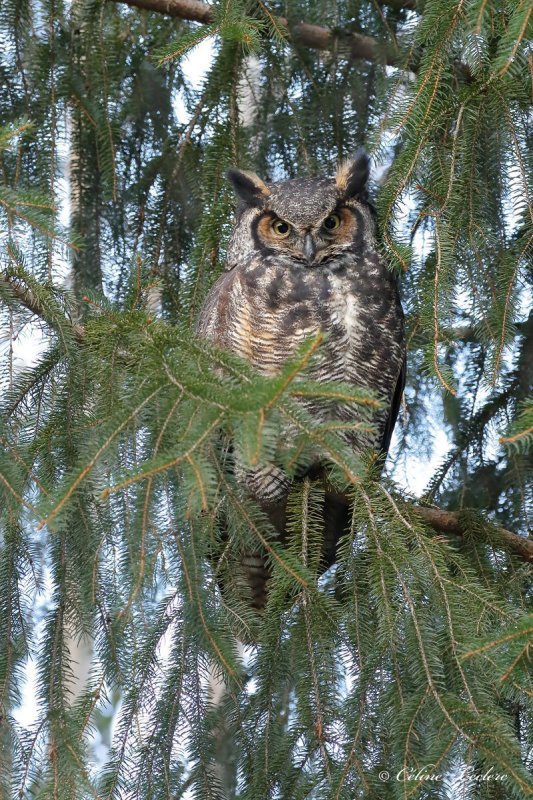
[197,153,406,609]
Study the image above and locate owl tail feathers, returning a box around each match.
[239,553,272,612]
[232,463,288,611]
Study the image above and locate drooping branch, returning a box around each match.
[108,0,405,67]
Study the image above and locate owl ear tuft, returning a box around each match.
[227,168,271,207]
[336,151,370,199]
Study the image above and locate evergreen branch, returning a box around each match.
[118,393,187,619]
[255,0,289,43]
[17,718,48,798]
[0,270,85,341]
[65,743,104,800]
[383,553,532,789]
[2,0,533,790]
[173,534,241,684]
[461,615,533,687]
[0,435,50,497]
[155,22,220,65]
[290,384,380,408]
[422,382,517,500]
[0,120,34,150]
[264,332,323,410]
[462,625,533,659]
[1,344,63,420]
[501,426,533,447]
[0,188,71,246]
[99,412,224,498]
[215,464,311,590]
[495,0,532,77]
[499,643,531,685]
[3,270,532,567]
[185,453,208,511]
[381,487,479,707]
[280,402,362,485]
[432,221,457,395]
[415,506,533,562]
[0,467,40,519]
[38,383,163,529]
[356,486,406,701]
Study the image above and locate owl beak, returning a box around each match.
[303,232,316,264]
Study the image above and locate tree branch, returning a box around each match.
[108,0,405,67]
[112,0,212,23]
[416,506,533,563]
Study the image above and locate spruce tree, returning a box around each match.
[0,1,532,798]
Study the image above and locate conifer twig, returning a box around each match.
[0,271,85,340]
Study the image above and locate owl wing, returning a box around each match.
[379,356,406,456]
[195,269,235,346]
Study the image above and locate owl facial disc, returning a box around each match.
[225,152,374,269]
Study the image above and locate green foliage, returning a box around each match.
[0,123,61,246]
[0,0,532,798]
[501,398,533,453]
[155,0,266,66]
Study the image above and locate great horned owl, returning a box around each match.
[197,153,405,610]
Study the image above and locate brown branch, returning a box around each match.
[111,0,418,20]
[112,0,212,22]
[416,506,533,563]
[108,0,404,67]
[381,0,416,9]
[289,20,399,66]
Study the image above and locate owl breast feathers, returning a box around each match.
[196,152,406,610]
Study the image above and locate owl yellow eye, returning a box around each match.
[271,218,291,237]
[323,214,340,231]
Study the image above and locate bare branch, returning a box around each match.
[108,0,404,67]
[381,0,416,9]
[111,0,212,22]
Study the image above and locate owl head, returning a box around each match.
[225,152,376,269]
